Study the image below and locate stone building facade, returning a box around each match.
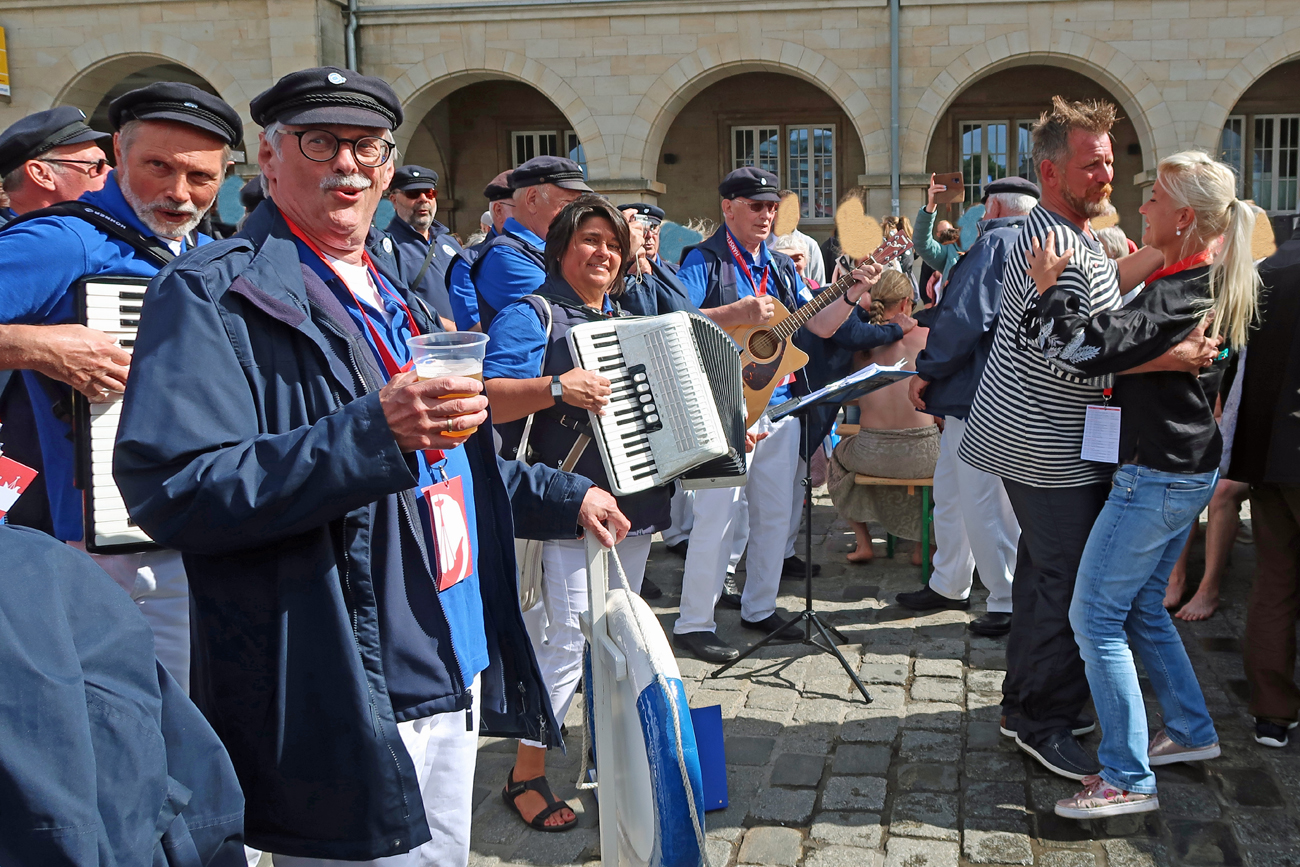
[1,0,1297,242]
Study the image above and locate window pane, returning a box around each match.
[734,128,754,169]
[812,126,834,219]
[1017,121,1037,182]
[566,132,587,175]
[1280,116,1299,212]
[1220,117,1244,195]
[757,128,781,176]
[1256,117,1275,209]
[961,123,982,205]
[785,125,835,219]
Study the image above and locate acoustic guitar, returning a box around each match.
[727,231,915,427]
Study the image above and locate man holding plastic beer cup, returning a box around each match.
[114,67,628,867]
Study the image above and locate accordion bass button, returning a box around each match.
[645,414,660,424]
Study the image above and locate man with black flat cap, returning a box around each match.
[0,106,111,224]
[386,164,461,330]
[617,201,692,318]
[0,81,239,694]
[114,66,626,867]
[670,166,883,663]
[448,169,514,330]
[470,154,591,329]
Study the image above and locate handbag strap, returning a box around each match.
[515,295,554,466]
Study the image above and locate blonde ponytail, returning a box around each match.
[1156,151,1261,349]
[868,270,912,325]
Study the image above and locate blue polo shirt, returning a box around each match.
[0,173,205,541]
[474,218,546,321]
[483,291,614,382]
[677,229,810,406]
[295,242,489,684]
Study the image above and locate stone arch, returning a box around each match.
[626,39,885,183]
[907,30,1165,176]
[388,46,605,177]
[49,33,249,125]
[1194,28,1300,153]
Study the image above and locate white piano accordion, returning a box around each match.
[566,311,747,497]
[75,277,158,553]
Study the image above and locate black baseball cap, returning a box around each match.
[484,170,514,202]
[981,176,1041,203]
[0,107,109,177]
[390,165,437,192]
[511,155,592,192]
[240,175,265,210]
[250,67,402,131]
[718,167,781,202]
[618,203,665,224]
[108,82,243,146]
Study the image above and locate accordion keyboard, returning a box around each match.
[569,313,730,496]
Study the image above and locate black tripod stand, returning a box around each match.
[710,405,873,703]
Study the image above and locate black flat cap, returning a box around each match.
[981,176,1041,203]
[484,170,514,202]
[240,175,265,210]
[618,203,665,224]
[511,155,592,192]
[109,82,242,146]
[390,165,437,192]
[251,67,402,131]
[719,167,780,201]
[0,107,109,177]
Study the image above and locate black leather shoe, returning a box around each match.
[639,577,663,600]
[969,612,1012,636]
[718,573,742,610]
[665,540,689,558]
[740,613,803,640]
[673,630,739,662]
[1015,729,1101,780]
[782,555,821,580]
[896,585,971,611]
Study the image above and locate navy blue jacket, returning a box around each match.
[618,258,696,317]
[0,526,245,867]
[113,200,588,860]
[385,215,461,321]
[913,215,1026,419]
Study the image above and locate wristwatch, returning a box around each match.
[550,374,564,405]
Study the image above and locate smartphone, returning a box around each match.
[932,172,966,204]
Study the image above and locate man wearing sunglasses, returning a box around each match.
[0,106,111,225]
[386,164,461,331]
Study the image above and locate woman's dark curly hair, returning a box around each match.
[544,195,632,293]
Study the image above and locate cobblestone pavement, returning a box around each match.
[469,495,1300,867]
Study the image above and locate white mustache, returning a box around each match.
[146,198,200,217]
[321,174,372,192]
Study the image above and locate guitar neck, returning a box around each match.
[770,239,912,342]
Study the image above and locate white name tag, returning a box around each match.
[1081,404,1122,463]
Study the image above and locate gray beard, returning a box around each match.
[119,168,204,239]
[407,212,434,233]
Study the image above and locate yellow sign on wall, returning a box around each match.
[0,28,9,98]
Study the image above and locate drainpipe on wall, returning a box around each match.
[889,0,900,216]
[345,0,359,71]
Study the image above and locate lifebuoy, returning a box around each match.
[584,588,706,867]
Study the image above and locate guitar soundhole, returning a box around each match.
[748,329,779,360]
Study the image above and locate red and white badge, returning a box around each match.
[422,475,474,591]
[0,455,38,519]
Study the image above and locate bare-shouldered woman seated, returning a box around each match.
[826,270,940,564]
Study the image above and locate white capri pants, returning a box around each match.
[520,534,654,748]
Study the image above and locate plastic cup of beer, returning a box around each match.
[406,332,490,438]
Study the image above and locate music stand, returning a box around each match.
[710,364,916,702]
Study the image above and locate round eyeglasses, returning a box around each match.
[39,157,110,178]
[284,129,394,168]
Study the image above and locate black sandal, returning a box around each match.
[502,768,578,832]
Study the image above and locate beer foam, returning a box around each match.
[415,358,482,379]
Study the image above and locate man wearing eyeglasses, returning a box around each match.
[0,83,240,699]
[114,67,625,867]
[386,165,461,331]
[0,106,111,225]
[670,167,882,663]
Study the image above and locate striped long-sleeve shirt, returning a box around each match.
[957,204,1120,487]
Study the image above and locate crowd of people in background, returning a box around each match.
[1,63,1300,865]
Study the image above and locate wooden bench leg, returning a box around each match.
[921,486,933,582]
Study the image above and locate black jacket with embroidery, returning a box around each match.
[1029,265,1223,474]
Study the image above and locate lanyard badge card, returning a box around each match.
[1080,387,1121,463]
[422,472,474,591]
[0,448,39,521]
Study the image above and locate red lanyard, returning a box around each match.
[725,230,770,297]
[1146,250,1212,285]
[282,215,446,464]
[281,215,420,380]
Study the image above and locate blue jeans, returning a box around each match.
[1070,464,1219,793]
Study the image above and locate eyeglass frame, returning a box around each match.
[732,197,779,214]
[398,187,437,200]
[38,157,110,178]
[280,129,395,168]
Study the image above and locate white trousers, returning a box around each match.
[676,414,800,632]
[520,535,653,749]
[730,488,749,572]
[275,674,482,867]
[73,544,191,693]
[663,486,695,546]
[926,415,1019,613]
